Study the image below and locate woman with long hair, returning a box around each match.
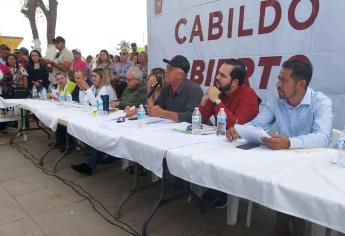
[74,67,117,106]
[27,50,49,92]
[6,53,28,88]
[93,49,115,78]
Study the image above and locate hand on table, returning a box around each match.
[226,127,240,141]
[262,135,290,150]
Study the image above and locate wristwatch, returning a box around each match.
[215,99,221,105]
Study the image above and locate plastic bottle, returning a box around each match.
[217,108,227,136]
[137,104,146,128]
[32,86,38,98]
[50,86,56,100]
[66,92,73,103]
[41,88,48,100]
[337,126,345,168]
[96,97,104,115]
[59,91,65,102]
[192,107,202,135]
[81,93,89,111]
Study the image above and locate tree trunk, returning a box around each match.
[45,0,58,44]
[21,0,40,42]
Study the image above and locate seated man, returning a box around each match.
[71,68,146,176]
[227,60,333,236]
[109,67,146,111]
[199,58,259,129]
[52,72,77,101]
[52,72,79,148]
[147,55,203,123]
[73,70,93,103]
[199,59,259,207]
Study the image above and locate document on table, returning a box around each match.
[234,124,270,144]
[105,110,126,121]
[144,117,175,124]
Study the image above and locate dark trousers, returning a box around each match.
[275,212,305,236]
[55,124,75,146]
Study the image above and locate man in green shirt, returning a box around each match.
[52,72,77,100]
[110,67,146,110]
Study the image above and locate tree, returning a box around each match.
[21,0,58,50]
[117,40,130,51]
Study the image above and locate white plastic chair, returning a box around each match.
[227,195,253,227]
[310,128,341,236]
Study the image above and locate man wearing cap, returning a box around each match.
[147,55,203,123]
[130,42,139,58]
[72,48,88,73]
[0,44,11,65]
[41,36,73,85]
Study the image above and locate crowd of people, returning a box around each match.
[0,35,334,236]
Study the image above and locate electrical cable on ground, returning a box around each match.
[12,142,141,236]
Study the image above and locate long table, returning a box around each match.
[3,99,344,234]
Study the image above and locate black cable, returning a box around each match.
[12,143,141,236]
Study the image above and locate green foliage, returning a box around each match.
[117,40,130,50]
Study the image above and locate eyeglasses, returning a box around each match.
[120,52,128,56]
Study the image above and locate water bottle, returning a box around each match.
[96,97,104,115]
[192,107,202,135]
[81,93,89,111]
[137,104,146,128]
[41,88,48,100]
[38,89,42,99]
[337,126,345,168]
[32,86,38,98]
[59,91,65,102]
[66,92,73,103]
[50,86,57,100]
[217,108,227,136]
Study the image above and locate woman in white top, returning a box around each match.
[71,67,118,176]
[76,67,117,106]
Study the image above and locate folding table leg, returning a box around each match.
[39,138,57,166]
[227,195,239,225]
[116,163,139,218]
[53,131,69,173]
[142,158,168,236]
[10,108,24,145]
[36,118,50,140]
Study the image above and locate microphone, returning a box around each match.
[147,77,162,98]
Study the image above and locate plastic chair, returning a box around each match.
[310,128,341,236]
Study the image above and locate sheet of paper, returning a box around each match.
[144,117,175,124]
[105,110,126,121]
[234,124,270,144]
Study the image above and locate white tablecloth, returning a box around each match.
[167,139,345,233]
[68,117,214,177]
[3,99,87,131]
[4,99,345,232]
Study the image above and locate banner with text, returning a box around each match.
[147,0,345,128]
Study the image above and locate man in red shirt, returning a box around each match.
[199,58,259,129]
